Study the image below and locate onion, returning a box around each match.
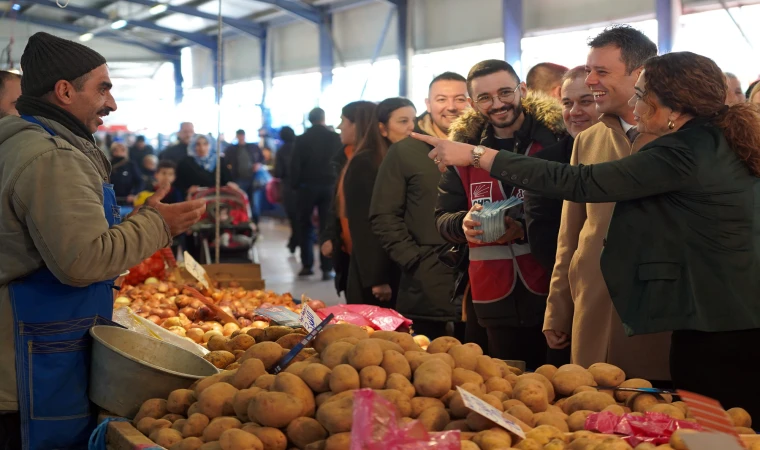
[137,312,149,318]
[163,309,177,318]
[180,307,197,319]
[211,292,223,302]
[157,283,169,293]
[114,296,131,306]
[222,322,240,337]
[147,315,161,324]
[238,318,252,328]
[209,322,224,333]
[186,328,204,343]
[203,330,222,343]
[162,317,182,328]
[189,300,204,309]
[199,322,213,332]
[145,277,159,285]
[168,326,186,337]
[155,308,172,319]
[251,320,269,329]
[175,296,192,308]
[307,299,327,310]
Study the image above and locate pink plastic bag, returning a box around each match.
[316,304,413,331]
[586,411,703,446]
[351,389,460,450]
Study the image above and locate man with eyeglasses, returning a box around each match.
[434,59,566,369]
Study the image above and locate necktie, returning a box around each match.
[626,127,640,143]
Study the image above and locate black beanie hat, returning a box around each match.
[20,32,107,97]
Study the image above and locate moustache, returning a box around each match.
[489,105,513,115]
[98,108,114,116]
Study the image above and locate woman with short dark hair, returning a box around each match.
[418,51,760,418]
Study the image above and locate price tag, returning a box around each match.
[183,251,209,290]
[273,313,335,374]
[299,304,319,333]
[677,390,741,439]
[456,386,525,438]
[255,306,301,327]
[680,432,746,450]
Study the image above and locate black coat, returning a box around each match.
[110,158,144,201]
[523,134,575,271]
[369,122,459,322]
[488,118,760,336]
[175,157,233,197]
[322,147,351,296]
[344,150,400,307]
[159,142,189,164]
[273,141,295,181]
[129,144,155,171]
[290,125,343,189]
[224,143,264,181]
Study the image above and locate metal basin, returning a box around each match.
[89,325,218,418]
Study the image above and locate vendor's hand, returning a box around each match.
[494,217,524,244]
[146,184,206,236]
[544,329,570,349]
[321,240,333,258]
[463,204,484,245]
[372,284,392,302]
[411,132,478,173]
[187,185,200,197]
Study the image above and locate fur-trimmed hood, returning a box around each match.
[448,91,566,143]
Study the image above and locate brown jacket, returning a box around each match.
[0,115,172,411]
[543,115,671,380]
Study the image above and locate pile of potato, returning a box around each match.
[130,323,755,450]
[203,326,309,370]
[113,280,300,347]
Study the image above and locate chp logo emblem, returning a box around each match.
[471,182,493,205]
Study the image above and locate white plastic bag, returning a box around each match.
[112,307,209,357]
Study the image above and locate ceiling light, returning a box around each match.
[79,33,94,42]
[11,4,21,11]
[149,4,168,15]
[111,19,127,29]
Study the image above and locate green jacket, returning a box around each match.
[488,118,760,336]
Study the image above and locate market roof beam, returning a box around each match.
[253,0,322,24]
[19,0,217,49]
[13,11,180,59]
[116,0,265,39]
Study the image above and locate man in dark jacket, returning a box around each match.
[290,108,343,279]
[435,59,566,368]
[273,126,298,253]
[369,73,468,341]
[129,135,155,172]
[224,129,265,224]
[160,122,194,163]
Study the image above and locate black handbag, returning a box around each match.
[436,242,469,271]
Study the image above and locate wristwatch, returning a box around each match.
[472,145,486,169]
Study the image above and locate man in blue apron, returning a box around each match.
[0,32,206,449]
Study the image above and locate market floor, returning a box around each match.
[252,218,343,306]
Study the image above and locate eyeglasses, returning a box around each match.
[474,86,520,108]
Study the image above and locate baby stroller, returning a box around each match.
[188,187,259,263]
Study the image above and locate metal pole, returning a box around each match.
[214,0,222,264]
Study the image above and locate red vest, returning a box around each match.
[455,143,550,302]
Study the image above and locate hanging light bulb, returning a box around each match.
[79,33,94,42]
[149,4,168,15]
[111,19,128,30]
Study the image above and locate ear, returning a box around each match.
[467,97,475,109]
[425,98,432,114]
[551,85,562,99]
[52,80,75,105]
[379,122,388,138]
[519,82,528,98]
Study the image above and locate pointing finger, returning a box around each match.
[411,132,439,146]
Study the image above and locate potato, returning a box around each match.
[272,372,316,417]
[181,413,209,438]
[253,373,276,390]
[565,391,617,414]
[535,364,558,381]
[452,368,485,388]
[315,392,334,408]
[232,387,262,421]
[443,419,470,431]
[737,427,756,434]
[427,352,456,370]
[162,414,185,423]
[324,432,351,450]
[404,351,431,372]
[513,379,548,413]
[515,439,543,450]
[595,438,634,450]
[507,404,536,426]
[460,381,486,396]
[299,363,332,393]
[261,326,296,342]
[249,392,304,428]
[196,382,237,419]
[375,389,413,417]
[169,437,204,450]
[634,444,658,450]
[426,336,461,354]
[167,389,197,416]
[204,350,236,369]
[208,335,230,352]
[320,342,354,369]
[615,379,653,402]
[218,429,263,450]
[472,429,512,449]
[194,373,227,396]
[151,428,184,448]
[361,338,403,354]
[588,363,626,387]
[316,396,353,434]
[380,350,412,379]
[227,333,255,352]
[359,366,387,389]
[448,391,470,419]
[728,407,752,428]
[227,358,265,390]
[535,412,569,432]
[488,391,509,402]
[414,359,453,398]
[200,417,241,442]
[136,417,158,435]
[516,373,555,403]
[484,376,511,395]
[239,342,283,370]
[246,327,265,341]
[628,393,660,413]
[526,424,566,445]
[134,398,168,423]
[276,333,306,349]
[567,410,594,431]
[246,427,287,450]
[503,399,526,410]
[346,339,384,371]
[604,404,626,416]
[552,369,595,397]
[410,397,445,418]
[567,438,601,450]
[286,417,328,449]
[647,403,685,419]
[198,443,222,450]
[313,324,369,353]
[172,419,187,432]
[474,356,500,380]
[329,364,360,394]
[465,410,498,432]
[447,345,478,371]
[370,331,419,351]
[460,441,480,450]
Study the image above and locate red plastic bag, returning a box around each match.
[586,411,703,446]
[315,304,413,331]
[351,389,460,450]
[124,251,166,285]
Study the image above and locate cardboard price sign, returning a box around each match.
[456,387,525,439]
[183,251,210,290]
[680,432,746,450]
[255,306,301,327]
[299,304,319,333]
[677,390,745,448]
[273,313,335,374]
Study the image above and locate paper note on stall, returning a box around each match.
[680,432,745,450]
[299,304,319,332]
[183,251,210,290]
[255,305,301,327]
[456,386,525,438]
[273,313,334,374]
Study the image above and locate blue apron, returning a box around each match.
[10,116,121,450]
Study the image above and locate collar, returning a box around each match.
[619,117,635,133]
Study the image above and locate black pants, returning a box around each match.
[670,328,760,428]
[0,413,20,450]
[485,323,550,371]
[296,186,333,272]
[282,185,299,251]
[464,296,489,354]
[413,320,465,343]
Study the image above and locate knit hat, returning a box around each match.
[20,32,107,97]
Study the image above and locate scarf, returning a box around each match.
[188,134,218,172]
[15,95,96,144]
